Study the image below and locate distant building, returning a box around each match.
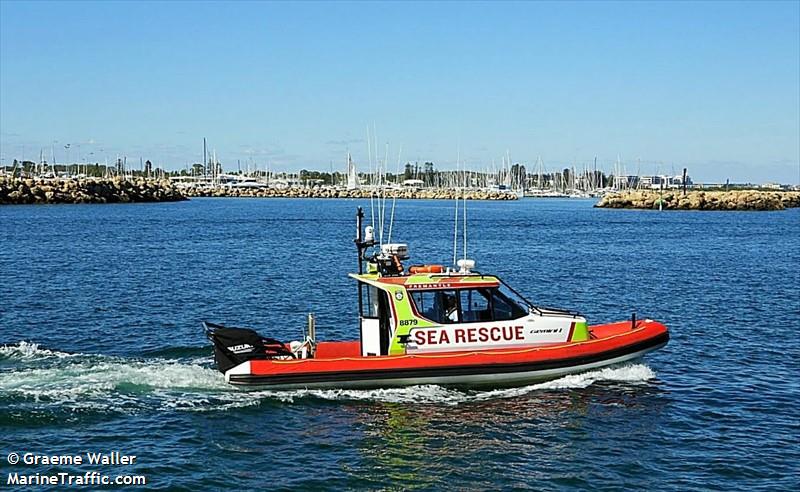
[610,174,693,190]
[271,177,301,189]
[402,179,425,190]
[639,174,693,190]
[613,175,639,189]
[670,174,693,188]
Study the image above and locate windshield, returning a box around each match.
[497,281,535,312]
[409,286,530,324]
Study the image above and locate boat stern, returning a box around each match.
[224,361,252,384]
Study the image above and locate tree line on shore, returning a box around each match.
[2,159,607,190]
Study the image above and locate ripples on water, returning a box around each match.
[1,198,798,490]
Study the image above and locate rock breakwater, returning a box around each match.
[595,190,800,211]
[0,177,519,205]
[0,177,187,205]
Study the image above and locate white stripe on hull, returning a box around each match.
[226,342,666,391]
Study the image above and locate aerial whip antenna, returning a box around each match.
[453,146,460,268]
[387,145,402,244]
[379,142,389,245]
[367,125,375,230]
[463,160,468,262]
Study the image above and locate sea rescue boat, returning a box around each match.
[205,207,669,389]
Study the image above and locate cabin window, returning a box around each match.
[410,289,459,324]
[360,284,380,318]
[459,289,492,322]
[490,288,528,321]
[410,287,528,324]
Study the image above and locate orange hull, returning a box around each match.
[225,319,669,389]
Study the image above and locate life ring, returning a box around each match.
[409,264,444,274]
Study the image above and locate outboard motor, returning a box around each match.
[204,321,294,373]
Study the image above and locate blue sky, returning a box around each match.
[1,0,798,183]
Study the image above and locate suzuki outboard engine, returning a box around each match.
[204,321,294,373]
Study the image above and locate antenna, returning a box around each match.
[453,147,460,267]
[463,159,467,262]
[366,125,375,230]
[379,142,389,245]
[374,123,379,236]
[387,144,402,244]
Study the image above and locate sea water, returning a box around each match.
[1,198,798,490]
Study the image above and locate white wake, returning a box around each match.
[0,341,657,412]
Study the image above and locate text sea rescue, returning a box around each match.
[412,325,524,346]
